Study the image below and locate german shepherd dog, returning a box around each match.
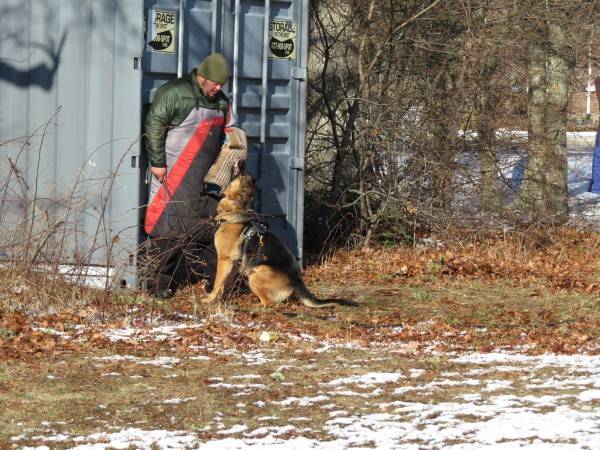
[202,161,357,308]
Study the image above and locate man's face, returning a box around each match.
[197,75,224,99]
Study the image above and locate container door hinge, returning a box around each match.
[290,157,304,170]
[291,67,306,81]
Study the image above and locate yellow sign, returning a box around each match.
[148,10,177,53]
[268,20,297,60]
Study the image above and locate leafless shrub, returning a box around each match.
[305,0,600,253]
[0,113,143,316]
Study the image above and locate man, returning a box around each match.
[142,53,234,299]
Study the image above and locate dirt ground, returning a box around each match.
[3,232,600,448]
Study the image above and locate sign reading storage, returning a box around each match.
[268,20,296,60]
[148,9,177,53]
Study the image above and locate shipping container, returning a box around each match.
[0,0,308,287]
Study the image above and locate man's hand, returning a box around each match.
[151,166,167,183]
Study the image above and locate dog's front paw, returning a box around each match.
[200,292,220,304]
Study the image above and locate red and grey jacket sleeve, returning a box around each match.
[144,85,177,168]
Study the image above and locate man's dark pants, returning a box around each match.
[141,195,218,295]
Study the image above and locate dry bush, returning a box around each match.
[0,116,142,316]
[0,267,107,316]
[305,0,600,252]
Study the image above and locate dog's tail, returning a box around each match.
[294,281,358,308]
[301,296,359,308]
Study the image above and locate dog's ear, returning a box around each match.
[232,159,246,178]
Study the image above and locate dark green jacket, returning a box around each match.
[144,68,229,168]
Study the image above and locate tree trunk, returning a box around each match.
[520,39,547,218]
[430,70,455,211]
[478,91,502,212]
[544,22,570,223]
[329,100,358,201]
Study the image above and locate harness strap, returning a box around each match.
[241,220,269,259]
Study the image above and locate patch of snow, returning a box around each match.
[275,395,330,407]
[217,424,248,435]
[323,372,404,387]
[578,389,600,402]
[162,397,197,404]
[246,425,297,437]
[257,416,278,422]
[208,383,267,390]
[68,428,198,449]
[136,357,181,368]
[483,380,513,392]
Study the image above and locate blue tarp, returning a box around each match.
[590,130,600,193]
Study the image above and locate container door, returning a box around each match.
[141,0,307,260]
[0,0,145,287]
[225,0,308,260]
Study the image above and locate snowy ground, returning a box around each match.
[10,339,600,450]
[456,131,600,223]
[530,132,599,221]
[6,133,600,450]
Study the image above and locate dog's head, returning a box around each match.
[218,159,254,213]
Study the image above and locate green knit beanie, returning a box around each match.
[197,53,228,84]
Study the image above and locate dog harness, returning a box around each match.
[241,220,269,265]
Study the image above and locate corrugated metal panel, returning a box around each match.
[142,0,308,259]
[0,0,144,284]
[0,0,307,288]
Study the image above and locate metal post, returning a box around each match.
[232,0,241,118]
[260,0,270,145]
[294,0,309,264]
[211,0,218,54]
[177,0,186,78]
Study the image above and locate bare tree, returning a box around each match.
[305,0,598,251]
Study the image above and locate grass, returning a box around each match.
[4,341,600,447]
[0,344,443,444]
[3,229,600,446]
[1,346,401,444]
